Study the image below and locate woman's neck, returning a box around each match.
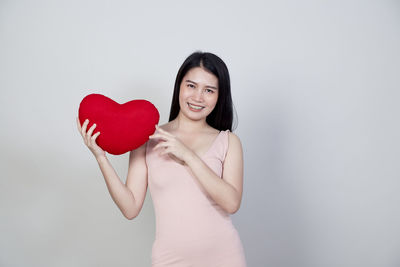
[171,112,209,134]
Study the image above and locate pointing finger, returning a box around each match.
[150,133,168,141]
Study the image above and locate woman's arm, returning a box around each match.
[185,132,244,214]
[96,142,148,220]
[125,142,148,219]
[77,117,148,220]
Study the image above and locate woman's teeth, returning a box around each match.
[188,103,204,110]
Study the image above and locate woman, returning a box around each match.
[77,51,247,266]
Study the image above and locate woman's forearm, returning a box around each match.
[96,156,137,219]
[184,152,240,214]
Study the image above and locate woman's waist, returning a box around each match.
[154,218,238,243]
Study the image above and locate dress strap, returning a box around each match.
[222,129,230,162]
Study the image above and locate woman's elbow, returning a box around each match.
[227,201,241,215]
[123,210,138,220]
[125,214,137,220]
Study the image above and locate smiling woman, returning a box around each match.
[178,67,219,118]
[78,51,246,267]
[145,52,246,267]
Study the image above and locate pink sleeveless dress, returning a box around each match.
[145,129,247,267]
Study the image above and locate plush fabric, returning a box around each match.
[78,93,159,155]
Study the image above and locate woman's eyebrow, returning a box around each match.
[185,79,218,90]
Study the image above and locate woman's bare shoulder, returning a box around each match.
[227,131,242,149]
[228,130,240,139]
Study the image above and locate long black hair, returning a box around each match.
[168,51,237,131]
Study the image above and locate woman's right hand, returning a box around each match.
[77,117,106,160]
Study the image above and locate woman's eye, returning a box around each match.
[187,84,195,88]
[205,89,214,93]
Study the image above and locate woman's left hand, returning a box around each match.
[150,125,194,164]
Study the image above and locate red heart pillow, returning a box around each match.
[78,93,159,155]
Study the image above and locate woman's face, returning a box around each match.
[178,67,219,121]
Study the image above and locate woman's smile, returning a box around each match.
[187,102,205,111]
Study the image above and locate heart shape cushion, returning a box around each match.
[78,93,159,155]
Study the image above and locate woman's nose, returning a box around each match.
[193,88,204,101]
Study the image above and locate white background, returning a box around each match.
[1,0,399,266]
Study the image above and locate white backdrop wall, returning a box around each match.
[1,0,399,266]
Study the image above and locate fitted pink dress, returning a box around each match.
[145,129,247,267]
